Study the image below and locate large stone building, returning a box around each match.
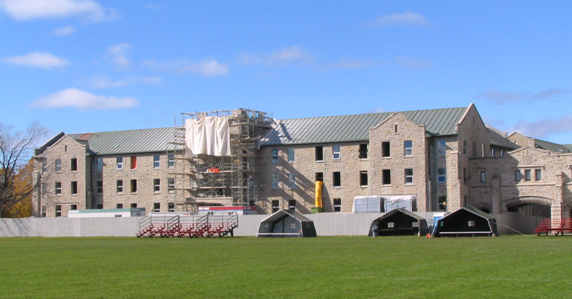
[32,104,572,221]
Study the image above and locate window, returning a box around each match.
[117,180,123,193]
[117,203,123,209]
[154,203,160,212]
[360,171,368,186]
[405,169,414,185]
[315,172,323,182]
[482,144,485,157]
[315,146,323,161]
[334,198,342,212]
[55,205,61,217]
[472,141,477,158]
[288,174,296,189]
[96,158,103,172]
[168,202,175,212]
[64,145,67,152]
[130,203,137,208]
[271,200,280,213]
[153,155,160,168]
[382,169,391,185]
[116,157,123,169]
[288,148,295,163]
[130,156,137,169]
[71,181,78,195]
[438,168,446,183]
[382,142,390,157]
[168,153,175,168]
[333,145,341,159]
[96,180,103,194]
[463,140,467,155]
[269,149,278,164]
[525,169,531,181]
[438,196,447,211]
[71,204,77,210]
[168,178,175,192]
[55,182,62,194]
[515,170,521,182]
[491,148,495,157]
[394,125,398,133]
[154,179,161,192]
[500,150,504,157]
[480,171,486,182]
[404,141,413,156]
[463,168,467,183]
[333,172,341,187]
[71,158,77,171]
[535,169,542,181]
[288,200,296,210]
[55,159,61,172]
[359,144,368,159]
[131,179,137,193]
[437,140,446,156]
[271,174,279,189]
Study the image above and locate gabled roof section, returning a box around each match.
[261,106,468,145]
[34,132,65,155]
[534,139,570,153]
[487,125,520,150]
[86,127,177,155]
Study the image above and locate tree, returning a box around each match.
[0,122,48,218]
[3,159,34,218]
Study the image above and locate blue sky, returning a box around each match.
[2,0,572,145]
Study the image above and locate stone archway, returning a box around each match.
[472,201,492,214]
[504,196,553,218]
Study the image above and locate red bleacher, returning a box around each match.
[137,213,238,238]
[534,218,572,236]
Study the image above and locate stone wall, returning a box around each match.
[468,146,572,219]
[257,142,371,214]
[369,113,429,211]
[33,135,90,218]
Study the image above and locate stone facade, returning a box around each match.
[33,104,571,221]
[33,137,177,217]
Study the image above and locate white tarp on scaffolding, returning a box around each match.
[185,116,231,156]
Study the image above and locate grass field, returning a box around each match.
[0,235,570,298]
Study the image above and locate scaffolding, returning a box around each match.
[169,109,273,211]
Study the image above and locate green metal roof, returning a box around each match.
[487,126,520,150]
[534,139,570,153]
[85,127,177,155]
[261,107,468,146]
[563,144,572,151]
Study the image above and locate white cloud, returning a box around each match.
[315,58,380,72]
[143,59,230,77]
[30,88,138,110]
[393,57,431,70]
[0,0,117,22]
[365,107,385,114]
[1,52,69,69]
[366,11,427,27]
[238,46,312,67]
[89,74,162,89]
[53,25,76,36]
[476,88,572,105]
[511,115,572,139]
[104,43,132,68]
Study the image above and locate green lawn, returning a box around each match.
[0,235,569,298]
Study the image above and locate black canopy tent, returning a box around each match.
[368,208,429,236]
[257,210,317,238]
[433,205,499,237]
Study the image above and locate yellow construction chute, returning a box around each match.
[315,181,323,208]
